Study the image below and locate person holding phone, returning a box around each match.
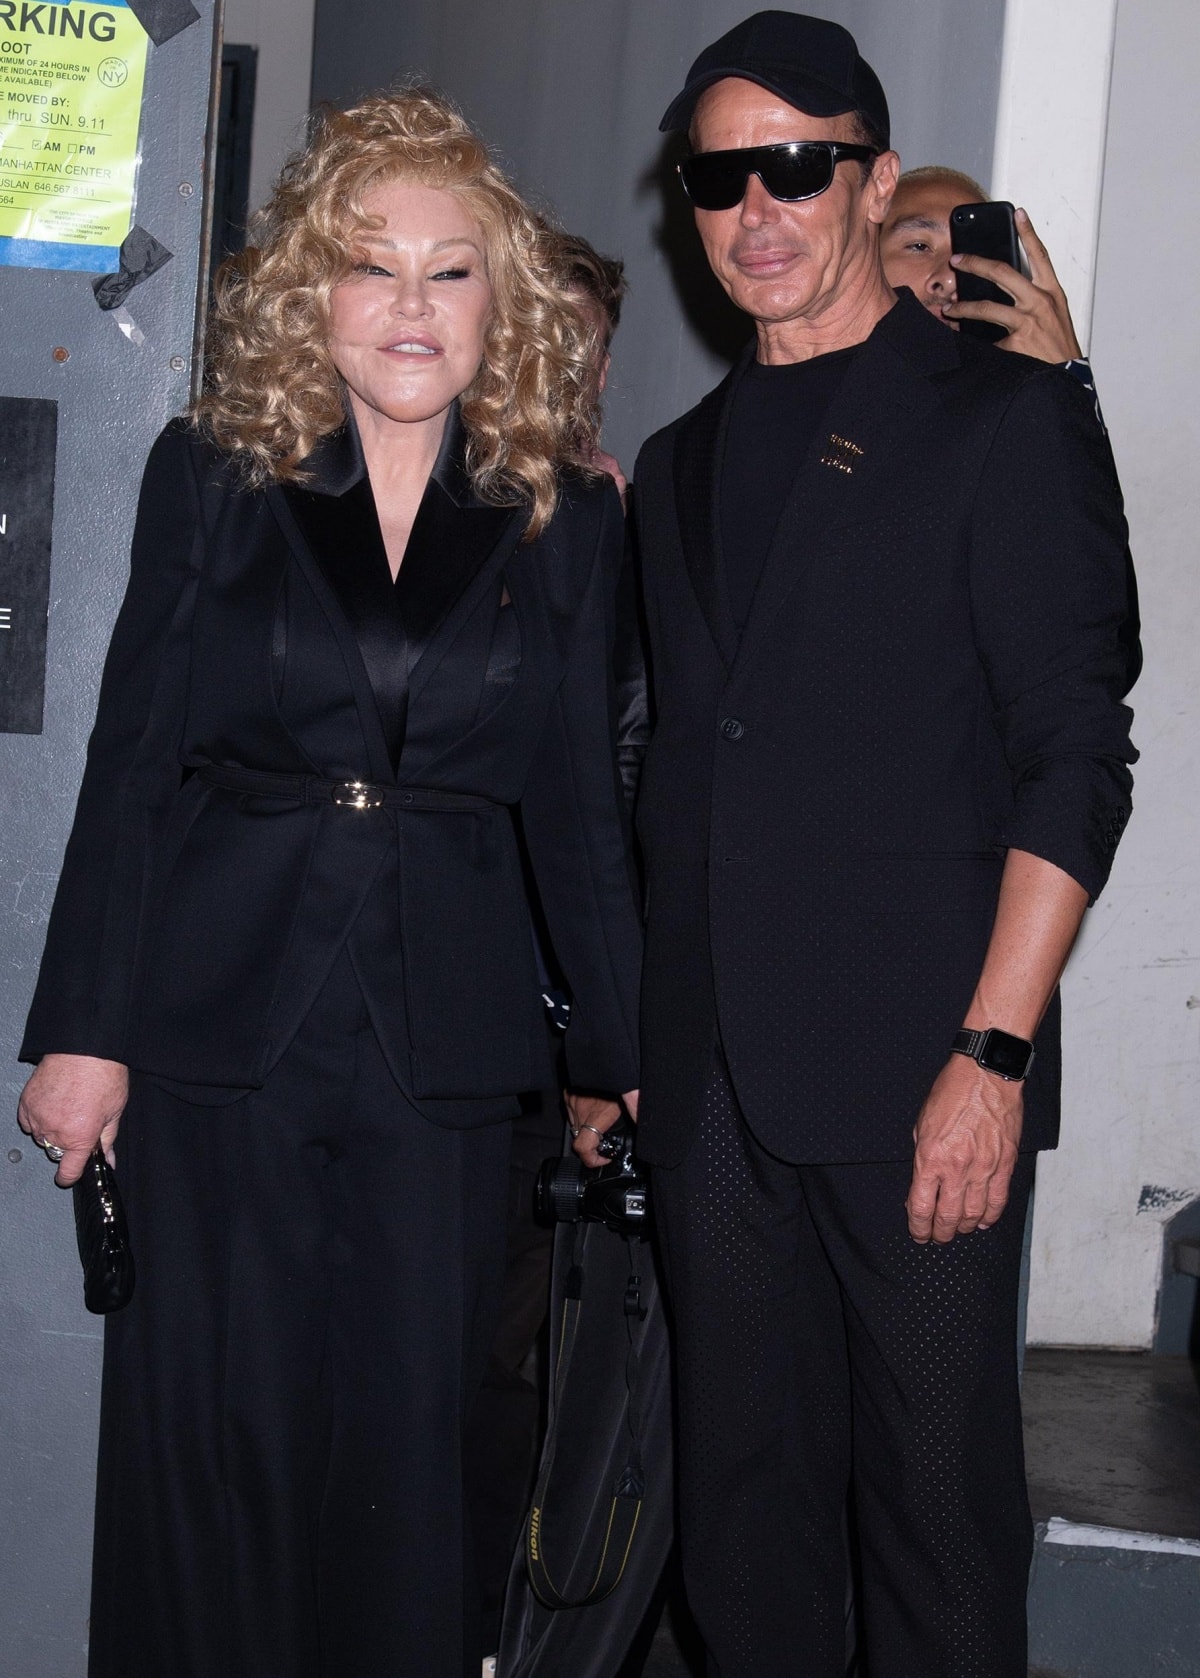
[880,165,1093,372]
[880,165,1137,685]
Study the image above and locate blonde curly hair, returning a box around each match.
[194,86,600,538]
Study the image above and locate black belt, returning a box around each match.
[197,764,502,814]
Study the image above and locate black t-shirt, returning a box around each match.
[720,345,858,633]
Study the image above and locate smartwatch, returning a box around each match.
[950,1027,1035,1082]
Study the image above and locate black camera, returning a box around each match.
[536,1119,650,1235]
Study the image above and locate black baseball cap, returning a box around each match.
[660,10,890,150]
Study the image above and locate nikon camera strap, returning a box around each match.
[525,1231,647,1610]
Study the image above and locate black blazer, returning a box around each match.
[631,290,1138,1168]
[22,414,642,1123]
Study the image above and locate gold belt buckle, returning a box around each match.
[331,780,384,810]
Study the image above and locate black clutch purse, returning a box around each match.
[72,1146,135,1314]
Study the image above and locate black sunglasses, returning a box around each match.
[677,142,878,211]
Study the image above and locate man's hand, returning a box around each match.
[944,208,1082,364]
[565,1088,639,1167]
[17,1053,128,1187]
[906,1054,1022,1244]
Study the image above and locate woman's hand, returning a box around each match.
[566,1088,639,1167]
[17,1054,129,1187]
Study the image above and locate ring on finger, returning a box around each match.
[43,1143,65,1163]
[578,1124,604,1141]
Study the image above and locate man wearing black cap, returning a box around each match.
[570,11,1138,1677]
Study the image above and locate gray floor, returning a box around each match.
[632,1350,1200,1675]
[1023,1349,1200,1539]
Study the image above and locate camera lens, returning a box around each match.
[535,1157,588,1225]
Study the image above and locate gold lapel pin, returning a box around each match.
[820,433,865,475]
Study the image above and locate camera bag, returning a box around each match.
[497,1215,674,1675]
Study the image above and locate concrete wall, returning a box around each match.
[310,0,1007,476]
[1026,0,1200,1349]
[222,0,316,212]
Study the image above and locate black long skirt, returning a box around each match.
[87,949,512,1678]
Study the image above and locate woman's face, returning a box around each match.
[328,179,493,433]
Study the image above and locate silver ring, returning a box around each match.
[43,1143,65,1163]
[578,1124,604,1141]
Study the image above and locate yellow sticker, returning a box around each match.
[0,1,150,270]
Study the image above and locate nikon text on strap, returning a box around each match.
[524,1234,647,1609]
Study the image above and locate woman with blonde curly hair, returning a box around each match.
[18,86,641,1678]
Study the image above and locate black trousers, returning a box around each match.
[87,951,511,1678]
[652,1056,1035,1678]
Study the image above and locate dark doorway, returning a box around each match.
[210,42,259,288]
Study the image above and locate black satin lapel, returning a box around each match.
[674,364,744,670]
[403,497,523,708]
[267,481,397,784]
[731,323,945,675]
[395,478,511,663]
[297,478,415,771]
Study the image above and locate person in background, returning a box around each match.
[552,231,630,500]
[545,229,648,810]
[881,164,1099,400]
[467,226,634,1678]
[16,88,642,1678]
[881,163,1137,684]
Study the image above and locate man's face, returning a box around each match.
[689,77,896,330]
[881,177,984,323]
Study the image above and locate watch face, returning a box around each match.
[981,1029,1034,1080]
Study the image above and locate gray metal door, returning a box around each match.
[1,7,219,1672]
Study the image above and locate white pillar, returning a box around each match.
[990,0,1119,353]
[1024,0,1200,1350]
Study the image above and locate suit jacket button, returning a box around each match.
[719,716,745,740]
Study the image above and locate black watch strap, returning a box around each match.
[951,1027,1036,1082]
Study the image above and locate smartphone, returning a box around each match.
[949,201,1021,343]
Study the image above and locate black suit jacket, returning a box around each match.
[22,415,642,1122]
[631,291,1138,1168]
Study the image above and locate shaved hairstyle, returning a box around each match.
[894,164,988,203]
